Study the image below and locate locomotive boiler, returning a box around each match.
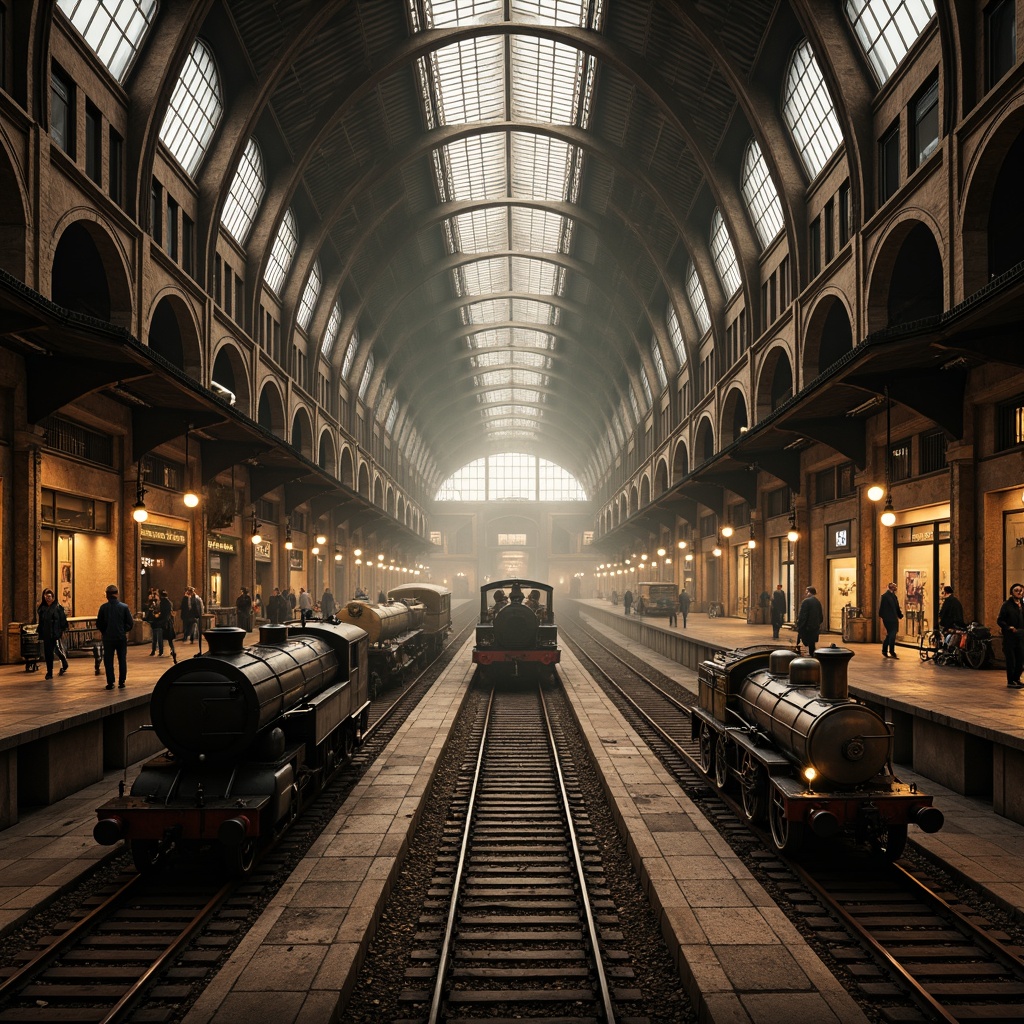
[473,579,560,680]
[691,644,943,859]
[387,583,452,656]
[94,622,370,874]
[334,597,426,696]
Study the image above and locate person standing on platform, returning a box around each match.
[180,588,196,643]
[796,586,823,656]
[97,584,133,690]
[938,586,965,635]
[635,595,646,617]
[771,584,787,640]
[667,597,677,628]
[879,581,904,659]
[623,589,633,615]
[37,587,69,680]
[267,587,286,625]
[236,587,253,632]
[997,583,1024,689]
[298,587,313,624]
[158,590,178,663]
[678,588,690,628]
[320,588,336,619]
[286,587,297,618]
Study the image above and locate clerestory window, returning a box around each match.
[159,38,222,177]
[783,39,843,180]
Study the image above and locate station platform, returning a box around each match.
[577,599,1024,829]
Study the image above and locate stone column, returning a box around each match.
[946,439,976,618]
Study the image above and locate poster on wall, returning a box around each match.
[903,568,925,637]
[58,533,74,617]
[1005,511,1024,597]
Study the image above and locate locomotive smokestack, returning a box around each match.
[204,627,246,654]
[260,624,289,645]
[816,644,854,700]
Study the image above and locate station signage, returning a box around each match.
[254,541,273,563]
[208,533,240,555]
[140,523,187,547]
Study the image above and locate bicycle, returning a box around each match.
[930,622,991,670]
[919,629,944,662]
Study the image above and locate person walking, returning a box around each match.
[623,588,633,615]
[770,584,787,640]
[37,587,69,679]
[997,583,1024,689]
[145,587,163,657]
[158,590,178,663]
[298,587,313,624]
[285,587,297,617]
[667,597,677,627]
[796,586,824,656]
[879,581,904,659]
[180,588,196,643]
[189,588,204,639]
[97,584,133,690]
[635,594,646,617]
[678,588,690,628]
[236,587,253,632]
[320,588,336,619]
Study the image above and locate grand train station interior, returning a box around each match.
[2,1,1024,1021]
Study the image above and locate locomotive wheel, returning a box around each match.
[698,722,714,775]
[870,823,908,861]
[223,838,257,876]
[714,736,729,790]
[740,753,768,823]
[341,723,356,763]
[768,786,804,855]
[130,839,159,874]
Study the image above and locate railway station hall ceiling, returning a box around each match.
[54,0,887,495]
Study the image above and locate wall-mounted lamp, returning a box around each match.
[316,532,327,546]
[132,463,148,523]
[183,426,199,508]
[787,505,799,544]
[880,385,897,528]
[712,537,723,558]
[677,540,687,550]
[284,515,293,551]
[721,524,734,539]
[335,548,342,563]
[657,547,666,557]
[250,510,262,545]
[747,524,756,550]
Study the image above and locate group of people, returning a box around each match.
[252,586,338,626]
[616,588,692,627]
[488,585,548,621]
[142,587,179,664]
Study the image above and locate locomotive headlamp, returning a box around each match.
[803,766,817,783]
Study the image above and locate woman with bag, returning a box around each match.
[158,589,178,664]
[37,587,70,680]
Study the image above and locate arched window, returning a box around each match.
[264,208,297,295]
[629,386,641,424]
[666,302,686,366]
[710,209,741,298]
[651,338,667,389]
[435,455,586,501]
[640,367,653,408]
[385,400,399,435]
[783,39,843,180]
[341,331,358,379]
[845,0,935,84]
[686,262,711,336]
[159,38,223,177]
[296,260,322,332]
[741,139,785,250]
[358,353,374,401]
[57,0,156,83]
[221,137,265,245]
[321,300,342,358]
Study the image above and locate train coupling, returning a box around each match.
[913,805,944,833]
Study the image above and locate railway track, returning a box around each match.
[562,609,1024,1023]
[395,680,638,1023]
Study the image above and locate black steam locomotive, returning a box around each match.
[472,578,560,680]
[94,622,370,873]
[692,644,943,859]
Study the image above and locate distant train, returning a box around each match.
[333,582,451,696]
[692,645,943,860]
[93,622,370,874]
[472,579,560,680]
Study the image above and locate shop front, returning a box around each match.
[825,519,858,633]
[890,505,950,642]
[289,548,305,601]
[139,520,189,602]
[254,538,274,607]
[768,535,797,624]
[207,532,240,611]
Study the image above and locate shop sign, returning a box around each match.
[254,540,273,563]
[828,521,851,554]
[140,523,187,546]
[208,533,239,555]
[289,550,304,572]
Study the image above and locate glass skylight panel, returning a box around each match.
[539,458,587,501]
[511,207,565,253]
[487,405,540,418]
[651,339,668,389]
[784,40,843,180]
[451,209,509,253]
[321,301,342,358]
[667,302,686,366]
[511,36,582,125]
[358,354,374,401]
[845,0,934,84]
[511,257,559,295]
[710,210,742,298]
[461,257,510,295]
[473,350,547,370]
[487,420,538,435]
[512,133,574,202]
[57,0,156,84]
[296,260,322,333]
[686,263,712,336]
[640,368,653,408]
[477,370,515,388]
[512,298,557,323]
[159,38,222,177]
[466,298,511,323]
[263,208,298,295]
[221,137,265,245]
[431,36,505,124]
[442,135,507,202]
[467,328,510,349]
[741,139,785,250]
[342,332,358,379]
[514,327,555,348]
[481,388,514,404]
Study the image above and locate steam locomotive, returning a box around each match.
[333,582,451,697]
[93,622,370,874]
[472,579,560,680]
[692,644,944,859]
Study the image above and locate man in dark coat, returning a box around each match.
[770,584,787,640]
[796,586,824,656]
[267,587,287,624]
[938,586,965,633]
[97,584,133,690]
[236,587,253,632]
[997,583,1024,688]
[878,581,904,659]
[622,589,633,615]
[678,588,690,628]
